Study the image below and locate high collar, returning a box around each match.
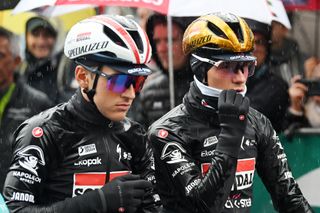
[183,82,220,125]
[67,89,119,129]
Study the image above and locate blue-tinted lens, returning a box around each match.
[106,75,146,94]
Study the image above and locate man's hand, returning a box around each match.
[100,174,152,213]
[216,90,250,158]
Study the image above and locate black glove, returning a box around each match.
[99,174,152,213]
[216,90,250,158]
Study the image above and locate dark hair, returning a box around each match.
[0,26,20,57]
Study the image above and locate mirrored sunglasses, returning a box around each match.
[192,54,256,77]
[77,62,147,94]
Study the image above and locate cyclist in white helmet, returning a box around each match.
[3,15,161,213]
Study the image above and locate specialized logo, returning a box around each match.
[78,144,97,156]
[203,136,218,147]
[10,192,34,203]
[72,171,130,197]
[240,138,256,150]
[116,144,132,162]
[32,127,43,138]
[161,142,187,164]
[67,41,109,58]
[158,129,168,138]
[17,145,45,176]
[74,157,102,167]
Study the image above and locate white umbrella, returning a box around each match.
[14,0,290,27]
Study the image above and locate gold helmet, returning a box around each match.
[183,13,256,81]
[183,12,254,55]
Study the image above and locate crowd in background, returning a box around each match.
[1,4,320,196]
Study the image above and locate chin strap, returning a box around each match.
[83,74,100,104]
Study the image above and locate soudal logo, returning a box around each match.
[74,157,102,167]
[72,171,130,197]
[201,158,256,190]
[78,144,97,156]
[231,158,256,191]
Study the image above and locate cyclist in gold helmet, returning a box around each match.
[148,12,312,213]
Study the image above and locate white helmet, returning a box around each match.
[64,15,152,75]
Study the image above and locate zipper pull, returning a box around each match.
[108,121,113,128]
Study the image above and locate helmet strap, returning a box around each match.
[83,74,100,104]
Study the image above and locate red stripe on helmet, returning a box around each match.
[142,29,151,64]
[91,16,140,64]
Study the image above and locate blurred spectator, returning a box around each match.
[269,21,308,85]
[245,19,289,132]
[283,61,320,133]
[136,8,153,31]
[128,14,195,127]
[0,27,52,190]
[19,16,67,104]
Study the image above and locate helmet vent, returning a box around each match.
[227,22,244,42]
[127,30,144,53]
[103,26,128,49]
[207,22,228,39]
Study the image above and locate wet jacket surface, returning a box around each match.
[148,82,312,213]
[3,90,159,213]
[0,80,52,191]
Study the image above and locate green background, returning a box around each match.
[252,133,320,212]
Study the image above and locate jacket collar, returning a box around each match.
[184,81,220,125]
[67,89,120,129]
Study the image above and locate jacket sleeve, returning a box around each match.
[255,117,314,213]
[3,121,106,213]
[129,124,162,213]
[149,126,238,213]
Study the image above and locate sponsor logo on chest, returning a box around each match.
[78,144,97,156]
[231,158,256,191]
[72,171,130,197]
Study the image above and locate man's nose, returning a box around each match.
[121,84,135,99]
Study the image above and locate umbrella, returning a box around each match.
[13,0,290,108]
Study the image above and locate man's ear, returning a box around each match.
[75,65,90,89]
